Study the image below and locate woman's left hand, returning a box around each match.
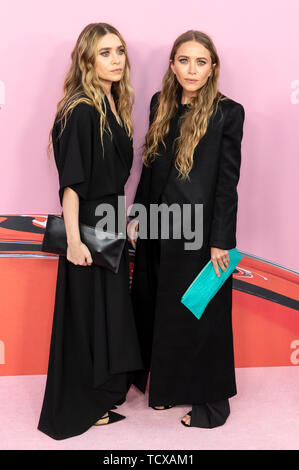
[210,247,230,277]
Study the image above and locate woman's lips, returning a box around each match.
[111,69,122,73]
[185,78,198,83]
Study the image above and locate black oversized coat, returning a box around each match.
[130,92,245,406]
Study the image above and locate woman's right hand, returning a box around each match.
[127,219,139,250]
[66,240,93,266]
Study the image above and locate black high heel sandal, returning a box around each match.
[181,411,191,427]
[93,410,126,426]
[151,405,174,410]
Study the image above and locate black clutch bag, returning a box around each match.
[41,214,126,274]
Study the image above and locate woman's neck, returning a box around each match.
[181,89,197,105]
[98,79,113,99]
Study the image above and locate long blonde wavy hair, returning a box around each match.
[143,30,228,179]
[47,23,134,159]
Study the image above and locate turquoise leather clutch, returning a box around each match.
[181,248,243,320]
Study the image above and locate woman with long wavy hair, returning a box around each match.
[128,30,245,428]
[38,23,143,440]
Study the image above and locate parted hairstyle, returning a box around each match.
[142,30,228,179]
[47,23,134,158]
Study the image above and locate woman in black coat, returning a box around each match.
[127,30,245,428]
[38,23,143,440]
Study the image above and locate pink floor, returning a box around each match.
[0,366,299,450]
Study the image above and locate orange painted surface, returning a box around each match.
[232,256,299,367]
[232,290,299,367]
[0,258,56,376]
[0,256,298,376]
[0,214,298,376]
[235,257,299,299]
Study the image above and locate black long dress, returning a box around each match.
[130,91,245,427]
[38,96,143,440]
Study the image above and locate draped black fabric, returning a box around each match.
[38,96,143,440]
[191,400,230,428]
[130,91,245,408]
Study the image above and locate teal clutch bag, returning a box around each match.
[181,248,243,320]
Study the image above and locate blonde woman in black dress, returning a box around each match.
[38,23,143,440]
[128,30,245,428]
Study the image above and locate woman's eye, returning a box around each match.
[101,51,109,57]
[178,59,206,65]
[118,49,125,55]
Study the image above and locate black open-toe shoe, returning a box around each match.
[93,410,126,426]
[181,411,191,427]
[151,405,175,410]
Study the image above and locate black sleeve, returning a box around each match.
[52,103,93,206]
[208,103,245,250]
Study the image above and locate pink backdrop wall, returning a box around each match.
[0,0,298,272]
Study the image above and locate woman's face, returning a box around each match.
[170,41,215,96]
[94,33,126,84]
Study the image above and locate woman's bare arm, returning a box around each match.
[62,187,93,266]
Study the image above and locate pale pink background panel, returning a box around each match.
[0,0,298,271]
